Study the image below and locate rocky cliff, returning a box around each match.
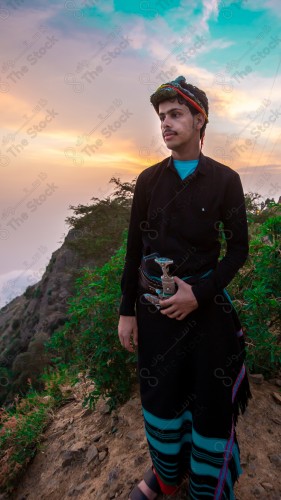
[0,227,98,406]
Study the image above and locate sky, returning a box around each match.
[0,0,281,307]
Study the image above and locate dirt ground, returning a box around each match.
[8,377,281,500]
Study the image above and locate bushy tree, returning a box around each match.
[229,215,281,374]
[45,233,137,409]
[64,177,136,263]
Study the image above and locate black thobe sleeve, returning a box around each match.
[191,171,249,306]
[119,172,147,316]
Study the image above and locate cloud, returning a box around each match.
[0,269,41,308]
[200,0,219,30]
[243,0,281,16]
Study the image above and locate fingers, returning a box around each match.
[158,297,172,307]
[133,325,138,347]
[118,317,138,352]
[160,304,177,315]
[176,312,186,321]
[119,332,134,352]
[160,306,188,320]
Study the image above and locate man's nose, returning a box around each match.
[162,116,171,127]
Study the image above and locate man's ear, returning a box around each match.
[195,113,205,130]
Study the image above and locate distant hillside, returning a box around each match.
[0,178,135,407]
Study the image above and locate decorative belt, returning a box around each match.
[138,265,213,295]
[139,266,212,293]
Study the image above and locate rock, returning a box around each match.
[111,414,119,423]
[92,433,102,442]
[108,466,119,483]
[108,482,123,498]
[261,482,274,491]
[67,432,76,442]
[134,455,146,466]
[59,384,73,397]
[240,459,248,466]
[272,392,281,405]
[249,374,264,384]
[61,441,86,466]
[69,416,74,424]
[269,454,281,466]
[74,483,87,492]
[69,441,86,452]
[97,444,108,452]
[251,484,265,497]
[53,419,69,432]
[271,417,281,425]
[100,403,111,415]
[86,444,98,464]
[81,408,93,418]
[61,451,76,467]
[68,481,87,496]
[99,450,107,461]
[127,398,140,409]
[41,395,53,404]
[269,378,281,387]
[126,430,139,440]
[139,439,147,449]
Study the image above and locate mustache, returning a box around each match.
[163,129,176,135]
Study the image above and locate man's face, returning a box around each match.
[158,100,201,152]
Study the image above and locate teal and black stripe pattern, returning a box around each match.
[143,406,242,499]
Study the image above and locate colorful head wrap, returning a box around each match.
[150,75,209,123]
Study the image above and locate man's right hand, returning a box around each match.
[118,315,138,352]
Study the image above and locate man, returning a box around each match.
[118,76,251,499]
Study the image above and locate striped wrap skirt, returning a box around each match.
[135,266,251,499]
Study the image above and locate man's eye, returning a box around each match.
[172,113,180,118]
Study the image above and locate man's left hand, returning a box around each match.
[159,276,198,320]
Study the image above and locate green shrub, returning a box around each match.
[0,367,77,494]
[229,215,281,375]
[46,232,137,410]
[0,391,50,492]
